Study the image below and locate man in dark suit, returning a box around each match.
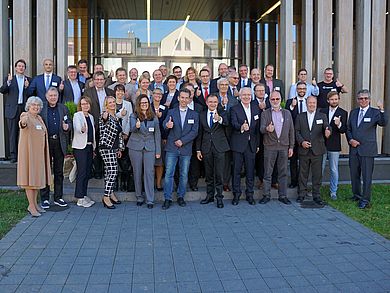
[27,58,62,100]
[260,64,285,101]
[76,59,91,84]
[149,69,168,94]
[0,59,31,162]
[285,81,307,188]
[195,68,211,110]
[228,71,240,101]
[61,65,84,104]
[230,87,261,205]
[84,71,115,178]
[162,89,199,210]
[320,91,348,200]
[40,87,72,209]
[295,96,331,205]
[259,91,295,204]
[346,89,388,209]
[237,64,252,91]
[196,94,229,208]
[210,63,228,94]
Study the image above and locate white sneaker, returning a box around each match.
[77,198,94,208]
[84,196,95,205]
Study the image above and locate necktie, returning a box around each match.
[204,87,208,101]
[299,99,303,113]
[242,80,245,88]
[209,112,214,128]
[45,75,50,90]
[357,109,364,127]
[232,87,236,96]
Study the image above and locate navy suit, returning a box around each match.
[346,107,388,202]
[27,73,62,100]
[237,78,252,91]
[161,90,179,109]
[0,75,31,160]
[230,103,261,201]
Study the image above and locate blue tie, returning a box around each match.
[209,112,214,128]
[357,109,364,127]
[45,75,50,90]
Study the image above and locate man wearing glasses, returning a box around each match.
[259,91,295,204]
[346,89,388,209]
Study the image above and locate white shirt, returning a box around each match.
[96,87,106,112]
[307,110,316,131]
[294,97,307,113]
[188,101,194,110]
[16,74,25,104]
[70,79,82,105]
[359,105,369,117]
[328,106,338,122]
[45,72,53,87]
[241,102,251,126]
[207,109,223,127]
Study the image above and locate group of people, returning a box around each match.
[2,58,387,216]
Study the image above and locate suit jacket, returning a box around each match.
[194,83,209,110]
[320,107,348,152]
[127,114,161,154]
[84,86,115,125]
[196,109,230,154]
[27,73,62,100]
[295,110,330,156]
[148,81,168,95]
[346,107,389,157]
[237,78,252,91]
[72,111,96,149]
[163,107,199,156]
[0,75,31,119]
[230,103,261,153]
[209,77,220,95]
[285,97,303,121]
[161,90,179,109]
[40,102,72,155]
[61,79,84,104]
[260,78,285,101]
[260,108,295,150]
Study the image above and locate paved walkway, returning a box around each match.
[0,201,389,293]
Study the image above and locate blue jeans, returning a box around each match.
[322,151,340,195]
[163,152,191,200]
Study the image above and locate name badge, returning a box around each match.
[188,119,195,124]
[159,105,166,110]
[148,127,154,132]
[364,117,371,122]
[281,118,284,123]
[64,115,68,121]
[36,125,42,130]
[254,115,259,120]
[316,119,323,124]
[331,88,337,92]
[52,82,58,86]
[275,87,280,91]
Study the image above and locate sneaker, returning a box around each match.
[84,196,95,205]
[77,198,94,208]
[41,200,50,209]
[54,198,68,207]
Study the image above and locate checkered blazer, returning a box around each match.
[98,113,124,150]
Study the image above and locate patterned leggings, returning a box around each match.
[100,149,118,197]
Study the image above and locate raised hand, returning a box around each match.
[24,78,29,88]
[241,120,249,132]
[120,108,127,116]
[7,73,12,82]
[62,121,69,131]
[136,118,141,129]
[102,111,109,120]
[312,77,317,86]
[335,79,343,87]
[259,101,266,110]
[334,116,341,126]
[81,122,87,133]
[213,111,220,123]
[266,121,274,133]
[377,100,384,111]
[166,116,174,129]
[292,99,297,107]
[324,126,331,138]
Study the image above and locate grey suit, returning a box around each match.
[128,114,161,204]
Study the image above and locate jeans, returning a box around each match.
[164,152,191,200]
[322,151,340,195]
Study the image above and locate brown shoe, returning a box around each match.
[271,183,279,189]
[223,185,231,192]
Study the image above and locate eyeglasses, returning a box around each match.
[358,97,369,100]
[140,102,149,104]
[297,88,306,90]
[270,98,280,101]
[200,75,209,78]
[219,84,229,86]
[231,77,239,79]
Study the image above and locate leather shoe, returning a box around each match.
[216,198,224,208]
[313,197,326,205]
[296,196,304,203]
[200,196,214,204]
[177,197,186,207]
[288,183,297,188]
[351,195,360,201]
[102,198,115,209]
[156,187,163,192]
[136,201,144,206]
[162,199,172,210]
[223,185,231,192]
[278,197,292,205]
[259,196,270,204]
[358,199,370,209]
[246,196,255,205]
[94,174,102,179]
[191,186,199,191]
[110,197,121,205]
[147,203,153,209]
[232,195,240,205]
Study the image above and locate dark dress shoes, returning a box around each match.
[136,201,144,206]
[110,197,121,205]
[259,196,270,204]
[246,196,256,205]
[200,196,214,204]
[162,200,172,210]
[278,197,292,205]
[216,198,224,208]
[156,187,163,191]
[102,198,115,209]
[296,196,304,203]
[358,199,370,209]
[288,183,297,188]
[10,158,17,163]
[313,198,326,206]
[232,195,240,206]
[147,203,153,209]
[177,197,186,207]
[351,195,360,201]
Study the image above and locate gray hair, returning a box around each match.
[239,87,252,96]
[357,89,371,99]
[46,86,59,96]
[217,77,228,87]
[25,96,43,112]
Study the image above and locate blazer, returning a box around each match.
[295,110,330,156]
[320,107,348,152]
[40,102,72,155]
[61,79,84,104]
[237,78,252,91]
[161,90,179,109]
[84,86,115,126]
[346,107,389,157]
[260,78,285,101]
[72,111,96,149]
[154,104,169,139]
[260,108,295,150]
[27,73,62,100]
[148,81,168,94]
[194,83,209,110]
[230,103,261,153]
[196,109,230,154]
[116,100,133,135]
[209,77,220,95]
[163,107,199,156]
[0,75,32,119]
[127,114,161,155]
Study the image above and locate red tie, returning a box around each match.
[204,87,209,101]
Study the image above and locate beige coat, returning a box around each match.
[17,112,51,189]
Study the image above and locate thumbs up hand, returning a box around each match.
[377,100,384,111]
[102,111,109,120]
[81,122,87,133]
[62,120,69,131]
[24,78,29,88]
[213,111,220,123]
[259,101,266,110]
[7,73,12,82]
[166,116,174,129]
[266,121,274,133]
[292,98,297,107]
[334,116,341,126]
[136,118,141,129]
[312,77,317,86]
[120,108,127,117]
[325,126,331,138]
[241,120,249,132]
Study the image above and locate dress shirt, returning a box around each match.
[307,111,315,131]
[265,78,273,92]
[241,78,248,87]
[16,74,25,104]
[45,73,53,89]
[47,105,60,136]
[70,79,82,104]
[292,98,307,113]
[207,109,222,127]
[154,83,164,92]
[328,106,342,129]
[289,82,319,99]
[179,107,187,128]
[271,108,283,138]
[96,87,106,112]
[188,101,194,110]
[241,103,251,126]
